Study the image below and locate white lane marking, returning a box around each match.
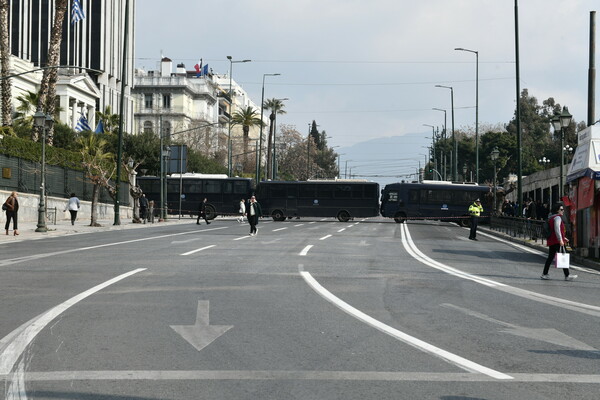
[319,235,332,241]
[320,218,328,221]
[309,222,317,224]
[273,227,288,232]
[0,268,146,375]
[300,270,512,380]
[299,245,313,256]
[181,245,216,256]
[233,235,250,241]
[403,224,600,316]
[401,224,504,288]
[13,370,600,383]
[294,224,304,227]
[337,228,346,232]
[0,227,228,267]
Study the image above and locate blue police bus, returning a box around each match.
[380,181,493,225]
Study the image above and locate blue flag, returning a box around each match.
[202,64,209,76]
[75,115,91,132]
[94,119,104,134]
[72,0,86,24]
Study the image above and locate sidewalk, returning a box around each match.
[0,216,202,244]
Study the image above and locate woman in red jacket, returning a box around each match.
[541,203,576,281]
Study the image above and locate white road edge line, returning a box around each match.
[299,270,512,380]
[320,235,332,241]
[0,268,146,375]
[299,245,313,256]
[273,228,288,232]
[181,245,216,256]
[337,228,346,232]
[233,235,250,241]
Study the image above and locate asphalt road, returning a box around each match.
[1,217,600,399]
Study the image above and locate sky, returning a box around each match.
[134,0,599,186]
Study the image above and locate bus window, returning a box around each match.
[299,184,316,198]
[409,190,418,203]
[335,185,352,198]
[317,185,334,198]
[364,184,377,198]
[167,182,179,193]
[204,180,221,193]
[352,185,363,198]
[222,181,233,194]
[233,181,248,194]
[270,184,286,198]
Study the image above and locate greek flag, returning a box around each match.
[72,0,85,24]
[75,115,91,132]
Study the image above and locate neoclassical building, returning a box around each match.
[133,57,265,167]
[3,0,135,132]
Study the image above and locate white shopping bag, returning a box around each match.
[554,248,570,269]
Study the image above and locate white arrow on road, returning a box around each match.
[442,303,596,351]
[170,301,233,351]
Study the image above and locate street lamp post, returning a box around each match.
[455,47,479,183]
[257,73,280,182]
[435,85,456,180]
[563,145,574,164]
[491,146,500,214]
[538,156,550,169]
[423,124,436,180]
[432,108,447,180]
[226,56,251,177]
[33,110,53,232]
[551,106,573,199]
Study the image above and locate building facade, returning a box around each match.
[5,0,135,132]
[133,58,265,173]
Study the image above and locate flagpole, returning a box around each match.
[114,0,130,225]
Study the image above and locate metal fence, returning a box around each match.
[0,154,130,205]
[489,215,547,245]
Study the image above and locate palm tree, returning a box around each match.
[95,105,121,134]
[77,134,115,226]
[231,106,263,172]
[13,91,40,128]
[263,98,287,179]
[0,1,12,126]
[36,0,68,144]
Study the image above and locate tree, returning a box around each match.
[231,106,262,172]
[0,1,12,126]
[36,0,68,144]
[96,105,121,135]
[263,99,287,179]
[310,120,322,150]
[77,134,115,226]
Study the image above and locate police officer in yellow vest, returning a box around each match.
[468,198,483,240]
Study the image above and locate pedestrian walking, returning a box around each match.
[196,198,211,225]
[139,193,149,224]
[541,203,577,281]
[468,198,483,240]
[148,200,155,223]
[3,191,19,235]
[64,193,81,225]
[247,195,262,236]
[237,198,246,223]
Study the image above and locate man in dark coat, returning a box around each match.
[247,195,262,236]
[196,198,211,225]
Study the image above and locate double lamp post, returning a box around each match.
[550,106,573,199]
[32,109,54,232]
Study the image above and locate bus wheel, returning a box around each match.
[337,211,351,222]
[272,210,286,221]
[459,217,470,227]
[393,212,407,223]
[205,205,216,220]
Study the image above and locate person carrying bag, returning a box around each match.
[541,203,576,281]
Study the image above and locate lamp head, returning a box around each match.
[33,109,46,128]
[559,106,572,128]
[227,56,232,60]
[45,114,54,130]
[551,115,561,132]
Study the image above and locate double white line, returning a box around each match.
[400,223,505,288]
